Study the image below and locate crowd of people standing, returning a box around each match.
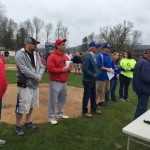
[0,36,150,145]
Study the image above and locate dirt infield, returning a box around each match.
[5,64,17,70]
[2,84,83,124]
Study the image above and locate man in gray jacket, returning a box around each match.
[15,37,45,136]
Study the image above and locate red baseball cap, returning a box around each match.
[55,39,66,47]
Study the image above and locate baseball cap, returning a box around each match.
[24,37,40,45]
[55,39,66,47]
[89,41,101,48]
[102,43,112,49]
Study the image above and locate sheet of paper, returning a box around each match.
[107,72,114,80]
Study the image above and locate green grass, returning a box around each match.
[6,70,83,87]
[1,70,149,150]
[5,56,16,64]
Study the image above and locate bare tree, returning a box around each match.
[55,20,63,39]
[54,20,69,46]
[45,23,53,42]
[0,2,5,20]
[130,30,142,48]
[32,16,44,40]
[21,19,34,37]
[61,26,69,39]
[98,21,142,52]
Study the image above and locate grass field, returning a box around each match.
[0,70,149,150]
[5,56,16,64]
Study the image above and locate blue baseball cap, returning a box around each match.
[102,43,112,49]
[89,41,101,48]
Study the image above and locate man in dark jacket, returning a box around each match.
[133,49,150,119]
[82,41,102,117]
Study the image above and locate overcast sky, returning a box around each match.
[2,0,150,47]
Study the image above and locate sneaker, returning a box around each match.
[0,139,6,145]
[120,98,125,101]
[48,118,58,125]
[91,110,102,115]
[97,102,103,106]
[15,126,24,136]
[24,122,37,129]
[82,113,92,117]
[57,114,69,119]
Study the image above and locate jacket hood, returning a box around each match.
[52,50,64,56]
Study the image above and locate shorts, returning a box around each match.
[15,87,39,114]
[96,80,110,93]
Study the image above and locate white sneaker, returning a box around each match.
[57,114,69,119]
[0,139,6,145]
[120,98,125,101]
[48,118,58,125]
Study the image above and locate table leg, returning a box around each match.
[127,136,130,150]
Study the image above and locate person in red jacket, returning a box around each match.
[0,54,8,145]
[47,39,72,125]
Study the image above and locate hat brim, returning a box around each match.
[56,39,67,46]
[103,46,112,49]
[89,44,101,48]
[95,44,101,48]
[32,41,40,45]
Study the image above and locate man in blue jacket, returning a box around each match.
[133,49,150,119]
[96,43,114,106]
[82,41,102,117]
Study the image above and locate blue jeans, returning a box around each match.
[0,97,2,119]
[110,80,118,101]
[134,93,149,119]
[119,74,132,100]
[82,81,97,114]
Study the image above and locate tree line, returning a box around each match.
[0,2,142,52]
[82,21,142,53]
[0,2,69,50]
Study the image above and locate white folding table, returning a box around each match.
[122,110,150,150]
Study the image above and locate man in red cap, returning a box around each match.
[0,53,8,145]
[47,38,72,125]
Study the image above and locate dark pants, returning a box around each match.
[134,93,149,119]
[119,74,132,100]
[0,97,2,119]
[105,90,110,102]
[110,80,118,101]
[82,81,97,114]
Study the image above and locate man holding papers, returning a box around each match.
[96,43,114,106]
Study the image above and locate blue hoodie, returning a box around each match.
[96,52,112,81]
